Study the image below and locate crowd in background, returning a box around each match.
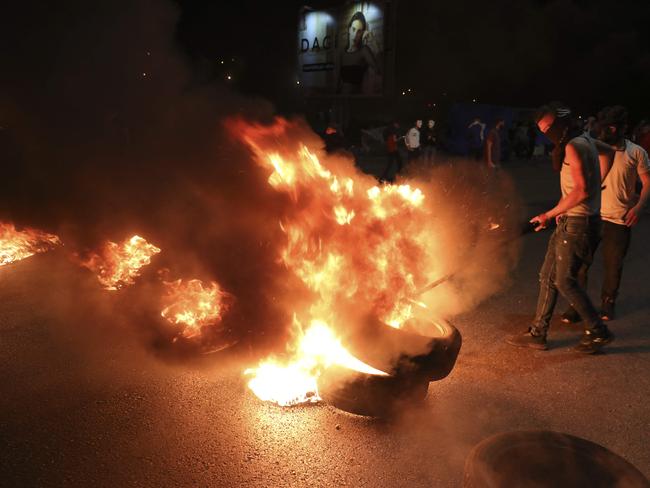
[320,110,650,186]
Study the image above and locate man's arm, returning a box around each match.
[624,171,650,226]
[592,139,616,183]
[404,129,412,150]
[530,143,589,230]
[485,138,493,163]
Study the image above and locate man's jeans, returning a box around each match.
[565,220,632,313]
[531,215,603,335]
[380,151,403,182]
[592,220,631,301]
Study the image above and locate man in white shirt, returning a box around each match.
[561,106,650,321]
[405,119,422,162]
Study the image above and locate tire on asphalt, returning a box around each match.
[463,430,650,488]
[318,366,430,418]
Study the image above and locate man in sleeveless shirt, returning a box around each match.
[560,106,650,322]
[507,103,614,354]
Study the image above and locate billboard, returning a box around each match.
[298,2,386,97]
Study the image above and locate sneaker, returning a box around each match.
[506,330,548,350]
[573,327,615,354]
[600,299,615,321]
[560,309,581,324]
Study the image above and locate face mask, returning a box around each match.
[545,122,568,145]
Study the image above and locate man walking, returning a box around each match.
[379,121,403,183]
[467,117,486,160]
[405,119,422,163]
[485,118,504,168]
[422,119,437,160]
[507,102,614,354]
[561,106,650,322]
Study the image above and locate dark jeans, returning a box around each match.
[531,215,604,336]
[570,220,632,304]
[380,151,403,182]
[407,148,421,162]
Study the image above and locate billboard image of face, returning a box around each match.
[298,2,385,97]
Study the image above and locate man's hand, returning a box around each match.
[624,206,642,227]
[530,212,550,232]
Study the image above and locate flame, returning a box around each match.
[81,235,161,290]
[229,117,450,404]
[237,121,436,326]
[1,222,61,266]
[226,118,454,406]
[160,278,232,339]
[245,319,387,407]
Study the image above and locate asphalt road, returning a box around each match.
[2,159,649,487]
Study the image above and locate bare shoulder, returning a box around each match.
[565,141,580,161]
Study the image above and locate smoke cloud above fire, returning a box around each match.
[0,0,521,362]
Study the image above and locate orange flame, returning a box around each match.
[81,235,161,290]
[245,319,386,407]
[1,222,61,266]
[230,118,449,405]
[160,278,232,339]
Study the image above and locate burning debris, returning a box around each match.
[0,221,61,266]
[228,117,468,411]
[160,278,233,340]
[245,319,387,407]
[2,115,516,416]
[79,235,161,290]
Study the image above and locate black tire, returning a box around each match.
[463,430,650,488]
[345,317,462,381]
[318,366,429,418]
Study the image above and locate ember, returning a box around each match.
[80,235,161,290]
[160,278,232,339]
[0,222,61,266]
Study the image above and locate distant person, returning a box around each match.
[526,121,537,158]
[335,11,380,95]
[405,119,422,163]
[422,119,437,160]
[583,115,597,136]
[561,106,650,323]
[467,117,485,160]
[633,119,650,154]
[323,125,346,153]
[379,121,403,182]
[507,102,614,354]
[485,118,505,168]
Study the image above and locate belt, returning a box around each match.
[559,214,600,223]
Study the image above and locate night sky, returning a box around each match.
[174,0,650,117]
[2,0,650,124]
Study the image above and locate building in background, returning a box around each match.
[297,1,397,139]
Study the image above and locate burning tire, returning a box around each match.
[318,366,429,417]
[318,318,461,417]
[463,431,650,488]
[345,317,462,380]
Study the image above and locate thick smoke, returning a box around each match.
[0,0,521,363]
[1,0,296,360]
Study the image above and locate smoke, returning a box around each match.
[1,0,521,365]
[410,161,523,319]
[0,0,294,360]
